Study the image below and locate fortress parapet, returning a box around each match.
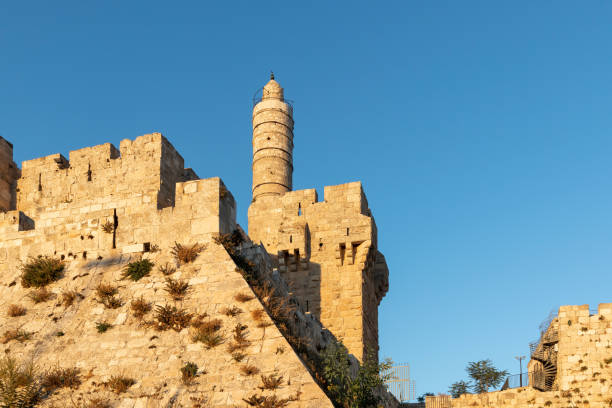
[0,134,236,270]
[16,133,197,215]
[0,136,19,211]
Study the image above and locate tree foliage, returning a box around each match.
[466,360,508,394]
[417,393,434,402]
[448,380,471,398]
[321,341,393,408]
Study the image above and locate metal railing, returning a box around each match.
[383,363,416,402]
[252,87,295,108]
[501,371,553,391]
[501,372,530,390]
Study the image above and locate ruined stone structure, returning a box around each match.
[451,303,612,408]
[248,75,389,361]
[0,76,392,407]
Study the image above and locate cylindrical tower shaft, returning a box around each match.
[252,74,294,200]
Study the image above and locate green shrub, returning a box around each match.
[321,341,393,408]
[122,259,154,281]
[20,256,65,288]
[96,322,112,333]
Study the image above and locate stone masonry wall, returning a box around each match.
[451,303,612,408]
[0,238,334,407]
[0,134,236,272]
[0,133,340,407]
[248,181,389,361]
[0,136,19,212]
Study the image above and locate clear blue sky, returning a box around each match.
[2,1,612,399]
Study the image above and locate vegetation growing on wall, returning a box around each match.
[20,256,64,288]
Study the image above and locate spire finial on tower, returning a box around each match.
[270,71,275,80]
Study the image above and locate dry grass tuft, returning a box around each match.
[191,318,224,349]
[61,289,83,307]
[158,262,176,276]
[101,220,114,234]
[153,305,193,332]
[20,256,65,288]
[221,305,242,317]
[240,365,260,376]
[164,277,190,301]
[180,361,198,385]
[243,394,294,408]
[234,292,254,303]
[84,398,112,408]
[171,242,205,264]
[42,367,81,390]
[253,282,295,323]
[95,283,121,309]
[227,323,250,353]
[7,304,26,317]
[105,375,135,393]
[259,373,283,390]
[130,296,152,319]
[1,329,32,344]
[95,283,117,298]
[232,352,246,362]
[27,288,53,304]
[251,309,272,328]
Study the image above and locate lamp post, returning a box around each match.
[515,355,526,387]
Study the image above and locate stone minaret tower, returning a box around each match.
[251,73,294,200]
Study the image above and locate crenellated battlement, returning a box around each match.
[15,133,198,215]
[0,134,236,270]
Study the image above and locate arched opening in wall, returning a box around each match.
[87,163,92,182]
[38,174,42,192]
[112,209,118,249]
[306,300,309,313]
[289,235,292,243]
[298,203,301,216]
[346,228,349,236]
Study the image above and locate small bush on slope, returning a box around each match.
[21,256,64,288]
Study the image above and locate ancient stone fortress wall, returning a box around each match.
[0,133,345,407]
[452,303,612,408]
[0,136,19,212]
[248,182,389,361]
[0,133,236,271]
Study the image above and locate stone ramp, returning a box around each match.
[0,240,333,408]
